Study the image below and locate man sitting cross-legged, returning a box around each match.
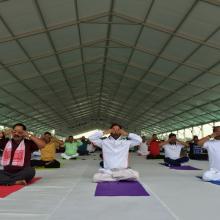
[198,126,220,181]
[89,123,142,182]
[159,133,189,167]
[61,136,82,160]
[0,123,46,185]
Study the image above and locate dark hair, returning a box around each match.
[168,133,176,138]
[193,135,198,139]
[44,132,51,136]
[152,134,157,137]
[0,131,5,138]
[69,135,73,138]
[110,123,122,129]
[213,126,220,132]
[12,123,26,131]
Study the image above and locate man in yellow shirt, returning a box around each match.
[31,132,63,168]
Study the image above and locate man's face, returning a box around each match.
[44,134,51,143]
[111,125,121,135]
[169,136,177,144]
[152,135,157,141]
[110,125,121,139]
[214,127,220,139]
[69,137,73,142]
[12,126,25,142]
[193,136,199,143]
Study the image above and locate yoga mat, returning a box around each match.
[170,165,202,170]
[0,177,42,198]
[95,181,149,196]
[159,163,201,170]
[196,176,220,185]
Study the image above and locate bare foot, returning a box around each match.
[15,180,27,185]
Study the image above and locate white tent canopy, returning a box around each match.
[0,0,220,136]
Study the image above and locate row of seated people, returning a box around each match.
[137,134,208,162]
[0,128,94,170]
[89,124,220,182]
[0,123,220,185]
[31,134,94,167]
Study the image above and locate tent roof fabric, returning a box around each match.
[0,0,220,135]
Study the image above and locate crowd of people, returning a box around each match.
[0,122,220,185]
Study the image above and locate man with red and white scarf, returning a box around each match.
[0,123,45,185]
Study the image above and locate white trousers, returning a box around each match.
[93,168,139,182]
[61,153,79,160]
[203,168,220,181]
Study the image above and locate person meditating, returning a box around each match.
[31,132,63,168]
[61,136,82,159]
[89,123,142,182]
[0,123,45,185]
[198,126,220,181]
[159,133,189,167]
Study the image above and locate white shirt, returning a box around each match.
[88,131,142,169]
[204,140,220,171]
[164,143,184,160]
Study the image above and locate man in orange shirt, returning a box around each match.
[146,134,164,159]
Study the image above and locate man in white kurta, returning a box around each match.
[88,124,142,182]
[198,126,220,181]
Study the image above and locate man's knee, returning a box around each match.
[93,173,115,182]
[24,167,36,181]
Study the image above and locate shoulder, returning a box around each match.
[177,143,184,148]
[206,140,219,146]
[24,139,38,149]
[163,144,170,148]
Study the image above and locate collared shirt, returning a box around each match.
[164,143,184,160]
[89,131,142,169]
[40,141,60,161]
[64,141,82,156]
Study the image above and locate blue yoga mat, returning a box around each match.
[95,181,150,196]
[196,176,220,185]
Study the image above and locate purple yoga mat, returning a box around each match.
[160,163,201,170]
[170,165,202,170]
[95,181,150,196]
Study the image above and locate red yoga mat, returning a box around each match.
[0,177,42,198]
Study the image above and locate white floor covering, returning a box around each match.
[0,153,219,220]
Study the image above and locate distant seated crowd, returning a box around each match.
[0,122,220,185]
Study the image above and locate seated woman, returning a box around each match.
[198,126,220,181]
[61,136,81,159]
[89,123,142,182]
[0,123,45,185]
[137,136,149,156]
[31,132,63,168]
[189,135,208,160]
[159,133,189,167]
[146,134,164,159]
